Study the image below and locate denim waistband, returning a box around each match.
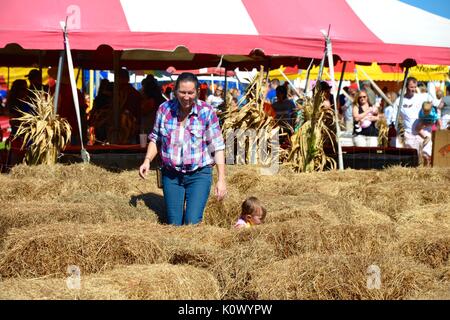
[163,164,212,175]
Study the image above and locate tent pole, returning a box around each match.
[61,20,89,162]
[356,66,393,106]
[224,67,228,112]
[324,70,352,102]
[304,58,314,96]
[336,61,347,111]
[394,67,410,132]
[112,51,121,144]
[278,68,301,97]
[53,50,65,114]
[322,29,344,171]
[354,67,360,90]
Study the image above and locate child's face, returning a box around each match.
[247,207,264,225]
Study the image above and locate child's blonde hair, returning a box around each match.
[241,197,267,221]
[422,101,432,114]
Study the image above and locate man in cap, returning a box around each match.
[26,69,42,90]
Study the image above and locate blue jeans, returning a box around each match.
[162,166,212,225]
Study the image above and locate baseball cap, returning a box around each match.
[349,82,359,90]
[26,69,41,80]
[319,81,331,90]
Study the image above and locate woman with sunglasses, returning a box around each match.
[352,90,380,147]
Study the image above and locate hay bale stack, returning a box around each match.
[228,168,261,193]
[249,253,436,299]
[204,195,242,228]
[208,236,278,299]
[396,203,450,227]
[0,221,165,278]
[254,221,398,259]
[0,198,157,242]
[398,224,450,268]
[0,264,220,300]
[163,225,234,269]
[3,163,163,202]
[100,264,220,300]
[0,222,235,279]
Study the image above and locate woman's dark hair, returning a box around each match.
[175,72,199,91]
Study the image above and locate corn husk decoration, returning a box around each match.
[221,67,283,165]
[287,90,336,172]
[14,89,71,165]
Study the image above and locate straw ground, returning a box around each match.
[0,163,449,299]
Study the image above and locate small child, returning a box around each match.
[360,106,378,129]
[234,196,267,229]
[417,101,441,165]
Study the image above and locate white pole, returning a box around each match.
[321,29,344,171]
[356,66,393,106]
[354,68,360,90]
[61,20,90,163]
[324,70,353,103]
[278,68,302,97]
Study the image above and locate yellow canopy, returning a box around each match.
[269,63,449,82]
[0,67,83,91]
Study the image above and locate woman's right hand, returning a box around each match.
[139,160,151,179]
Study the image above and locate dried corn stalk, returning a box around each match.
[221,67,282,165]
[14,89,71,165]
[287,91,336,172]
[378,116,389,147]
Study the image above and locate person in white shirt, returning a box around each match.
[206,85,224,110]
[394,77,427,158]
[382,91,398,126]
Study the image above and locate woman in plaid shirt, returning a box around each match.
[139,73,227,225]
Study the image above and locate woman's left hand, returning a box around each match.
[214,179,227,201]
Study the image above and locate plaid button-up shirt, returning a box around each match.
[149,99,225,173]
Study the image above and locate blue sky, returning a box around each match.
[399,0,450,19]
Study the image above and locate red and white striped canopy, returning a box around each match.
[1,0,449,66]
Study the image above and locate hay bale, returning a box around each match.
[207,236,278,299]
[396,203,450,227]
[255,220,398,259]
[228,168,261,193]
[95,264,220,299]
[0,221,165,278]
[204,191,242,228]
[398,225,450,268]
[0,264,220,300]
[0,198,157,243]
[249,253,436,299]
[163,225,234,269]
[0,222,235,279]
[3,163,163,202]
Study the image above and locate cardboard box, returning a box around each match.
[432,130,450,167]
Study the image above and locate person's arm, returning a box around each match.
[353,105,371,122]
[204,105,227,201]
[139,141,158,179]
[416,121,426,139]
[369,106,380,121]
[139,101,163,179]
[214,149,226,201]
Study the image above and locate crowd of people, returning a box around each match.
[1,68,449,226]
[337,77,449,166]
